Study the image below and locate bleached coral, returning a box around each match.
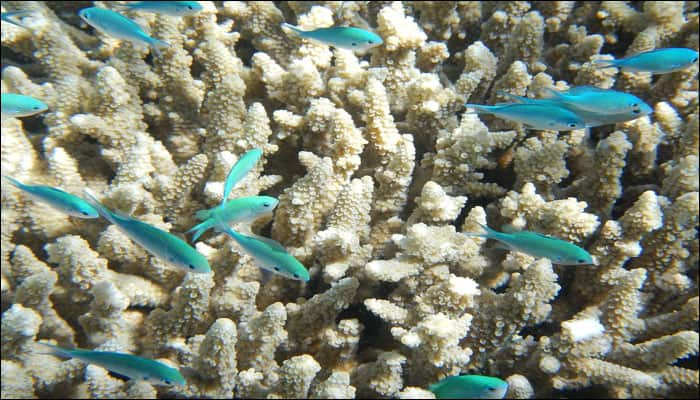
[2,1,698,399]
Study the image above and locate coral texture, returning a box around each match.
[1,1,698,399]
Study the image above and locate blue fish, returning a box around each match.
[221,226,310,281]
[2,175,99,218]
[496,90,650,128]
[281,23,383,51]
[464,103,585,131]
[1,93,48,120]
[594,48,699,74]
[429,375,509,399]
[82,189,211,273]
[114,1,203,16]
[78,7,170,57]
[222,149,263,207]
[187,196,278,242]
[465,223,593,265]
[36,343,185,386]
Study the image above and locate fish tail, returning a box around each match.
[464,104,493,114]
[149,38,170,58]
[34,342,73,359]
[1,175,25,190]
[81,189,115,224]
[195,208,212,221]
[2,10,38,29]
[463,222,494,238]
[281,22,303,34]
[592,59,618,69]
[186,219,215,242]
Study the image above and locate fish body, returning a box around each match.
[466,223,593,265]
[82,189,211,273]
[595,48,699,74]
[222,149,263,206]
[37,343,185,386]
[115,1,203,16]
[281,23,383,51]
[78,7,169,57]
[2,175,99,218]
[187,196,279,242]
[464,103,585,130]
[429,375,509,399]
[1,10,38,28]
[540,86,652,116]
[1,93,48,119]
[222,226,309,281]
[496,91,650,128]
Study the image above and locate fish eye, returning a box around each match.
[631,103,639,107]
[556,256,563,261]
[693,57,698,62]
[577,259,586,263]
[632,109,640,114]
[488,387,497,391]
[273,266,280,272]
[367,40,374,44]
[83,13,89,19]
[33,106,41,110]
[293,273,299,279]
[164,379,172,385]
[351,42,357,46]
[81,211,89,216]
[143,375,149,380]
[263,202,271,207]
[189,264,195,270]
[187,6,193,9]
[568,122,578,128]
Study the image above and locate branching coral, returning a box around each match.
[2,1,698,399]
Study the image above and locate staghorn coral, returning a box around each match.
[2,1,698,399]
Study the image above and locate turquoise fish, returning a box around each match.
[496,91,650,128]
[1,93,48,120]
[187,196,279,242]
[429,375,509,399]
[78,7,170,57]
[36,343,185,386]
[1,10,38,29]
[538,86,652,116]
[114,1,203,16]
[594,48,699,74]
[222,148,263,206]
[2,175,99,218]
[221,226,310,281]
[281,23,383,51]
[82,189,211,273]
[465,223,593,265]
[464,103,585,131]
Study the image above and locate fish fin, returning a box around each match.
[281,22,304,34]
[501,224,518,233]
[1,175,26,190]
[250,233,288,252]
[464,104,491,113]
[539,87,565,100]
[186,219,214,242]
[492,241,512,251]
[592,59,618,69]
[222,148,263,207]
[463,222,494,238]
[2,10,39,29]
[81,189,117,224]
[149,38,170,58]
[34,342,73,358]
[495,90,529,103]
[195,207,213,221]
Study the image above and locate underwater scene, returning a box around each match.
[1,1,698,399]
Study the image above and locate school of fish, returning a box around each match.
[1,1,698,397]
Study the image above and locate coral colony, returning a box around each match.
[2,1,698,399]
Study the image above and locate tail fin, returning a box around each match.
[592,59,618,69]
[149,38,170,58]
[281,22,303,34]
[2,10,39,29]
[186,219,216,242]
[463,222,494,238]
[34,342,73,359]
[195,208,213,221]
[464,104,494,114]
[1,175,25,189]
[81,189,115,224]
